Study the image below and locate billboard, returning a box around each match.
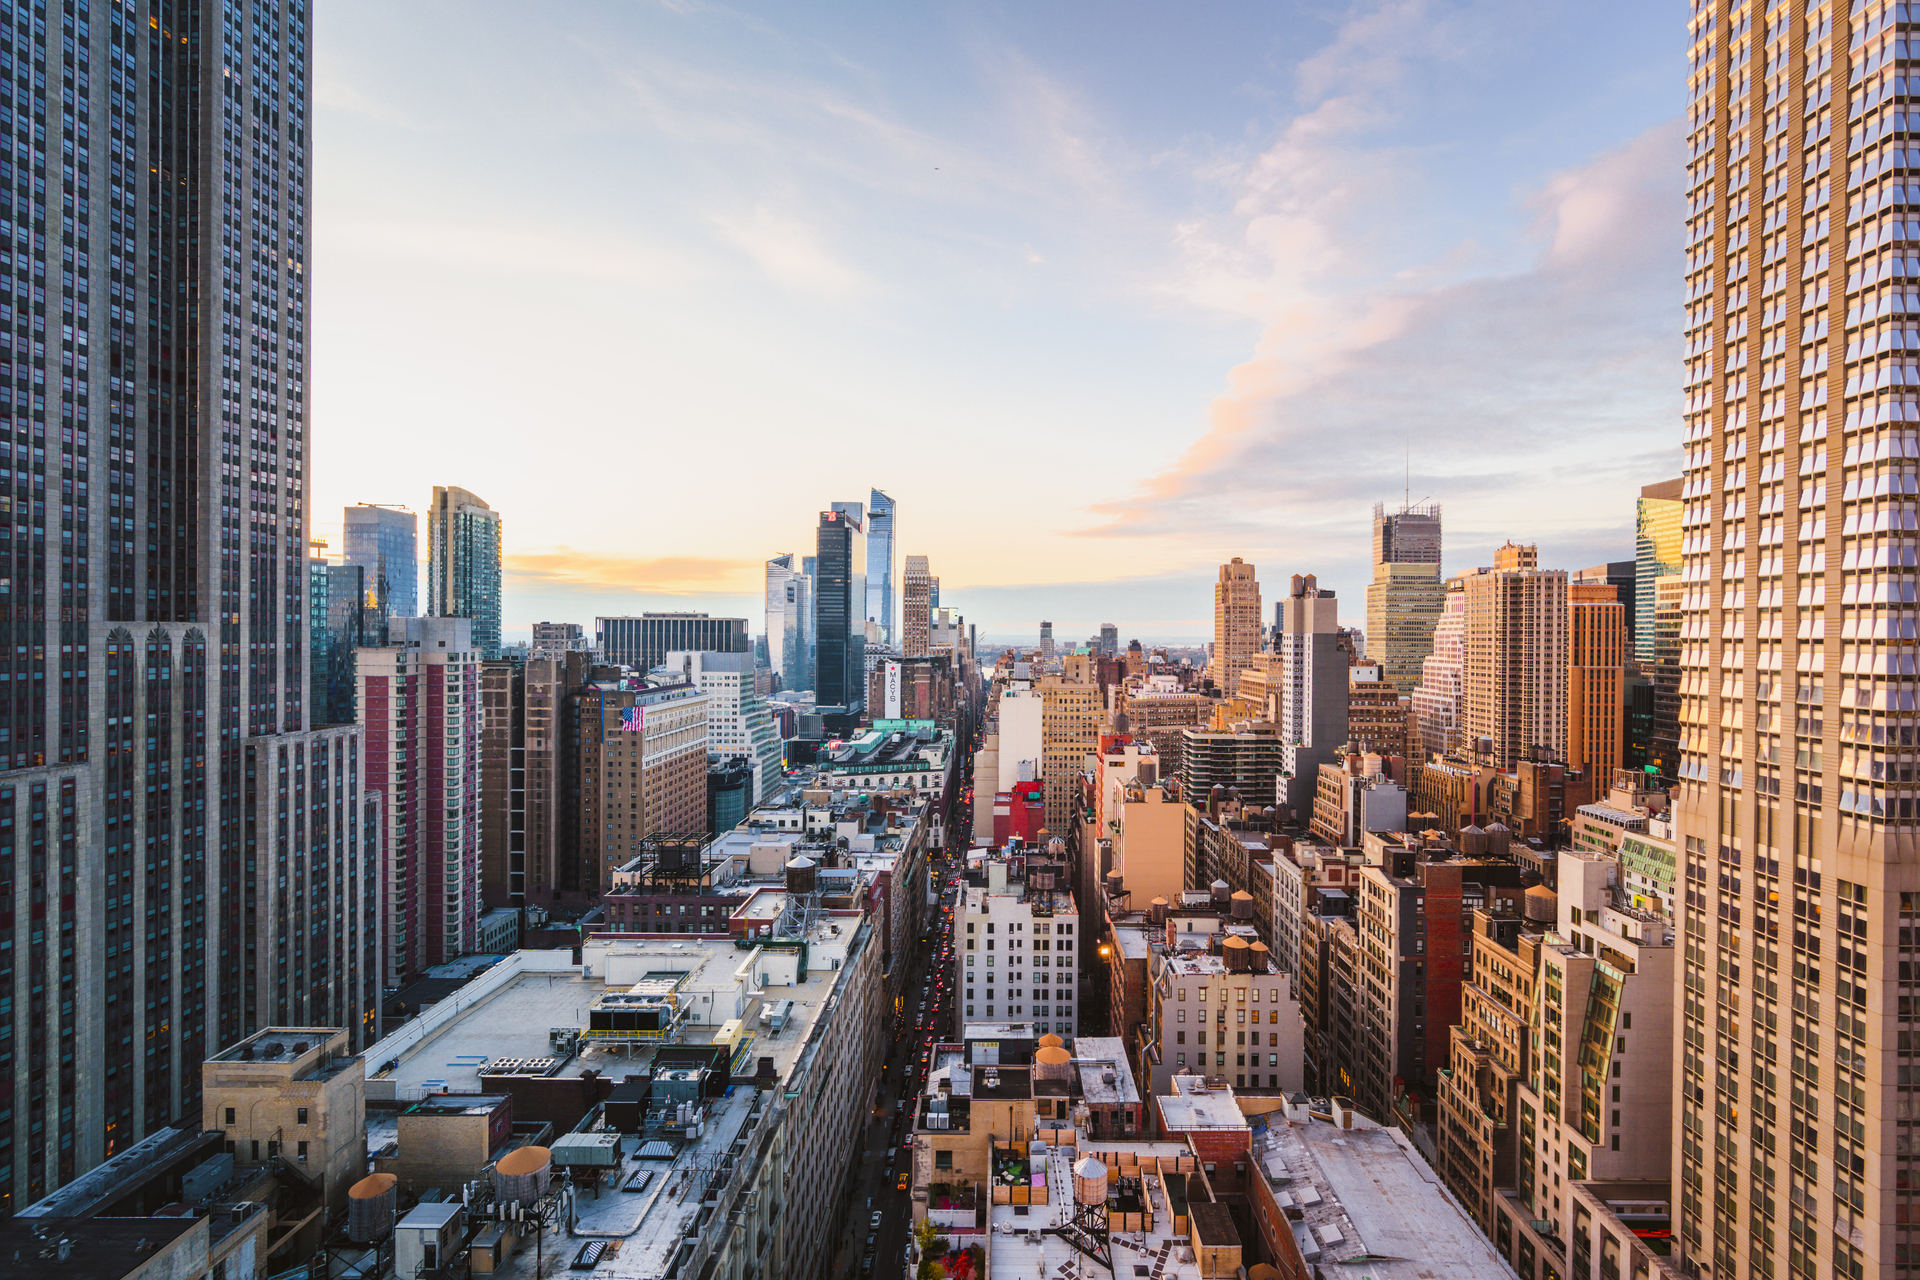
[884,661,902,719]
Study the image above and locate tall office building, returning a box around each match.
[1566,581,1626,779]
[427,485,502,660]
[358,616,481,987]
[1575,559,1639,651]
[830,497,866,643]
[1634,478,1683,666]
[868,488,895,645]
[764,554,812,692]
[529,620,589,660]
[596,613,748,673]
[1212,557,1263,696]
[0,1,385,1210]
[1365,501,1446,691]
[902,555,933,658]
[343,501,417,621]
[1411,574,1474,759]
[1040,620,1054,668]
[668,650,783,803]
[1460,543,1566,770]
[1274,574,1348,815]
[813,510,863,717]
[1669,11,1913,1276]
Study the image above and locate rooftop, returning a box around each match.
[986,1139,1205,1280]
[1261,1107,1515,1278]
[1156,1077,1249,1132]
[0,1216,201,1280]
[1071,1037,1140,1105]
[367,935,852,1101]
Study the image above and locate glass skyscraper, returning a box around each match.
[344,500,417,622]
[1364,501,1445,691]
[1634,478,1682,666]
[0,0,380,1209]
[765,553,812,692]
[868,487,895,645]
[814,509,864,719]
[428,484,502,660]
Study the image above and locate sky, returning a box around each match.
[310,0,1689,646]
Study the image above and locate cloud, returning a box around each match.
[1083,0,1684,591]
[506,548,759,594]
[710,205,875,296]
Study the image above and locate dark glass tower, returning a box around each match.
[814,510,856,714]
[0,0,378,1210]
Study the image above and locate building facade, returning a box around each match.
[359,617,483,986]
[956,854,1080,1037]
[1366,501,1445,691]
[1633,479,1682,667]
[902,554,932,658]
[426,486,503,661]
[596,613,749,675]
[0,1,392,1210]
[1212,558,1263,696]
[1670,9,1919,1278]
[1274,574,1349,814]
[574,675,711,892]
[344,502,418,622]
[813,510,864,718]
[1461,544,1568,771]
[764,554,813,694]
[1567,581,1626,779]
[868,488,895,645]
[667,649,784,803]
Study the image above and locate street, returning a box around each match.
[830,855,965,1280]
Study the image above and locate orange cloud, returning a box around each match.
[506,547,759,594]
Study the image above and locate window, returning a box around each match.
[225,1108,236,1126]
[297,1107,309,1125]
[297,1141,309,1161]
[1177,1009,1185,1022]
[935,1150,953,1170]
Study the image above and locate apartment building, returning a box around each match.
[957,850,1081,1036]
[1141,945,1303,1098]
[1039,673,1102,837]
[1436,849,1674,1280]
[1462,543,1569,771]
[1212,558,1264,696]
[1567,582,1628,779]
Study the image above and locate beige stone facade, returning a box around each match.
[201,1026,366,1212]
[1211,558,1262,696]
[1461,543,1568,771]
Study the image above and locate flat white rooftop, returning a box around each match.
[1262,1113,1515,1278]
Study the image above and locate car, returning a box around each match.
[866,1233,878,1251]
[871,1212,884,1230]
[862,1254,876,1274]
[903,1135,914,1150]
[897,1172,911,1191]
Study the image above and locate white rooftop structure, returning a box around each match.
[987,1139,1204,1280]
[1156,1075,1249,1132]
[1259,1105,1517,1277]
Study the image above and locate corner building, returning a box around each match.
[1676,4,1920,1277]
[0,0,380,1214]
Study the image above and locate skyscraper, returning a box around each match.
[902,555,932,658]
[1411,572,1476,759]
[764,554,812,692]
[814,509,863,718]
[1040,620,1054,668]
[427,485,502,660]
[1366,501,1446,691]
[1672,11,1891,1276]
[868,488,895,645]
[1634,478,1683,666]
[1460,543,1566,770]
[1099,623,1119,658]
[1566,581,1626,779]
[0,2,383,1209]
[1273,574,1347,815]
[1212,557,1263,696]
[358,616,481,986]
[343,501,418,621]
[598,613,748,674]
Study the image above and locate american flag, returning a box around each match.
[620,705,644,733]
